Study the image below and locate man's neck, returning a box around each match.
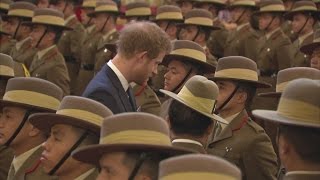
[112,54,132,83]
[172,134,207,146]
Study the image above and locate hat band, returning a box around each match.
[292,6,317,12]
[171,48,206,62]
[0,65,14,77]
[95,5,118,12]
[82,0,96,8]
[276,81,290,93]
[313,37,320,42]
[8,9,34,18]
[214,68,258,81]
[0,3,9,10]
[156,12,183,20]
[56,109,104,126]
[161,172,237,180]
[33,15,65,26]
[126,7,151,16]
[3,90,60,110]
[185,17,213,26]
[260,4,285,12]
[100,130,171,146]
[231,1,256,7]
[278,97,319,123]
[178,86,215,115]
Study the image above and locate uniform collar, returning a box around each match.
[74,168,96,180]
[266,27,281,40]
[12,145,41,173]
[102,28,116,41]
[15,37,30,51]
[37,45,56,60]
[107,60,129,91]
[86,24,95,34]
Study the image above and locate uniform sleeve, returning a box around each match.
[243,132,278,180]
[47,64,70,96]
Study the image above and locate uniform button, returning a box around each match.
[267,48,271,52]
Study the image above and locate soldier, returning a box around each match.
[224,0,260,61]
[194,0,229,59]
[159,154,241,180]
[26,8,71,96]
[284,1,318,67]
[0,77,63,180]
[178,9,219,67]
[207,56,278,180]
[72,112,191,179]
[29,96,113,179]
[50,0,86,95]
[0,0,14,55]
[301,29,320,69]
[78,0,96,28]
[176,0,196,17]
[161,75,228,153]
[252,79,320,180]
[3,2,37,69]
[281,0,298,42]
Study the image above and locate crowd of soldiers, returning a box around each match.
[0,0,319,179]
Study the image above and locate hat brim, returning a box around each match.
[253,10,286,16]
[209,76,272,88]
[0,99,56,113]
[177,23,221,30]
[2,15,32,22]
[21,21,73,31]
[72,143,193,165]
[252,110,320,128]
[300,42,320,55]
[162,54,216,74]
[29,113,100,135]
[258,92,281,98]
[87,11,119,17]
[228,4,258,10]
[153,19,184,23]
[159,89,228,124]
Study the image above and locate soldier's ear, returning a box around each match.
[27,122,41,137]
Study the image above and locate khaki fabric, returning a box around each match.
[133,84,161,115]
[207,19,229,58]
[291,33,313,67]
[0,146,14,180]
[10,38,37,69]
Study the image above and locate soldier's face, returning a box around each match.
[292,13,312,33]
[5,17,19,36]
[97,152,131,180]
[41,124,85,175]
[215,81,242,113]
[29,25,50,48]
[179,25,198,41]
[37,0,50,8]
[230,7,245,23]
[80,8,94,26]
[93,13,110,31]
[311,48,320,70]
[164,60,192,92]
[258,13,273,30]
[178,1,193,16]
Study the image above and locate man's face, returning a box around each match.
[179,25,198,41]
[292,13,310,33]
[29,24,48,48]
[258,13,273,30]
[93,13,110,31]
[50,0,67,13]
[5,17,19,36]
[41,124,82,175]
[97,152,131,180]
[157,21,170,32]
[0,106,28,146]
[178,1,193,16]
[230,7,245,23]
[80,8,94,26]
[164,60,190,92]
[310,48,320,70]
[216,81,239,112]
[37,0,50,8]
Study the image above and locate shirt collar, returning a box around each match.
[37,45,56,60]
[107,60,129,91]
[86,24,95,34]
[286,171,320,176]
[172,139,203,147]
[15,37,30,51]
[236,23,249,31]
[298,31,313,46]
[65,14,76,25]
[266,27,281,40]
[74,168,96,180]
[12,145,41,172]
[224,112,241,124]
[102,28,116,41]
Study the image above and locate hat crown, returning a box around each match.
[185,8,213,20]
[291,0,317,11]
[126,1,151,16]
[0,53,14,78]
[231,0,256,7]
[0,0,13,11]
[184,8,214,27]
[7,2,36,18]
[95,0,118,12]
[258,0,285,12]
[156,5,183,21]
[170,40,206,61]
[31,8,67,28]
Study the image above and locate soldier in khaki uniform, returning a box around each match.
[161,75,228,154]
[284,1,318,67]
[27,8,71,96]
[50,0,86,95]
[3,2,37,69]
[301,29,320,69]
[0,25,14,56]
[281,0,298,42]
[253,79,320,180]
[29,96,113,180]
[224,0,260,61]
[78,0,96,28]
[0,77,63,180]
[176,0,196,17]
[207,56,278,180]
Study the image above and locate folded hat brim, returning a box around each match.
[252,109,320,128]
[72,143,194,165]
[2,15,32,21]
[87,11,119,17]
[0,99,56,113]
[300,42,320,55]
[21,21,73,31]
[29,113,100,135]
[162,54,216,74]
[258,92,281,98]
[159,89,228,124]
[177,23,221,30]
[209,76,272,88]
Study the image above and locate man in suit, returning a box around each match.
[0,77,63,180]
[253,79,320,180]
[207,56,278,180]
[83,21,172,114]
[27,8,71,96]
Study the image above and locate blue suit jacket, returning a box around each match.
[83,64,137,114]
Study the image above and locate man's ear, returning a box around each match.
[278,134,291,162]
[27,122,41,137]
[46,31,56,42]
[236,91,247,104]
[135,51,148,63]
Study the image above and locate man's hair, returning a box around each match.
[168,100,213,137]
[279,124,320,164]
[72,126,99,148]
[122,151,167,180]
[178,60,203,75]
[117,21,172,59]
[236,81,257,110]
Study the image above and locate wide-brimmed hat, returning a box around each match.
[159,154,241,180]
[162,40,216,74]
[254,0,287,16]
[0,0,12,13]
[78,0,96,9]
[125,1,151,17]
[228,0,257,9]
[154,5,183,22]
[72,112,193,165]
[259,67,320,98]
[22,8,72,30]
[87,1,119,17]
[2,2,36,21]
[209,56,271,88]
[178,9,220,30]
[0,77,63,112]
[29,96,113,135]
[194,0,227,9]
[160,75,228,124]
[0,53,14,79]
[253,79,320,128]
[284,1,319,20]
[300,29,320,54]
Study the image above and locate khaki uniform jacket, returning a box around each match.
[94,30,119,74]
[284,172,320,180]
[159,98,172,119]
[29,46,70,96]
[0,146,14,180]
[291,33,313,67]
[10,38,37,69]
[207,19,229,58]
[0,39,15,55]
[224,23,260,61]
[281,20,298,42]
[172,141,206,154]
[207,110,278,180]
[133,84,161,115]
